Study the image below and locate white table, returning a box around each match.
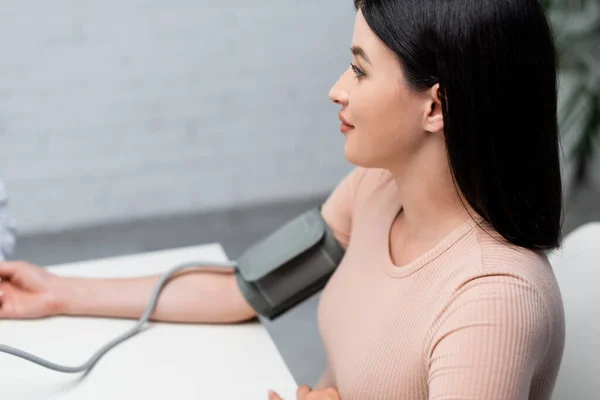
[0,243,298,399]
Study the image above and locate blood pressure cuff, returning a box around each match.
[234,207,345,320]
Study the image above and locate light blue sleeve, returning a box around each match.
[0,179,17,260]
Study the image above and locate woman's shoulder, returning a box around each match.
[454,223,564,318]
[427,223,565,346]
[473,225,557,282]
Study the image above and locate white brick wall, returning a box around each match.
[0,0,356,234]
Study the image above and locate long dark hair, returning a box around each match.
[355,0,563,251]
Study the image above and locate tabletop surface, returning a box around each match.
[0,243,297,399]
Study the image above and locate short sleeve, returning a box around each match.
[426,274,552,400]
[320,167,365,249]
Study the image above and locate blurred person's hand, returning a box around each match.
[0,261,63,319]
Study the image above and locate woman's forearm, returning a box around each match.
[56,269,257,323]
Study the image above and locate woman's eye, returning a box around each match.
[351,63,366,79]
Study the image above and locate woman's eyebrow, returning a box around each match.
[350,45,372,65]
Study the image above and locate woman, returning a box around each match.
[0,0,565,399]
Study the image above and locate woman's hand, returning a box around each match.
[0,261,64,319]
[269,385,341,400]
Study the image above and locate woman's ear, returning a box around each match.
[424,83,444,133]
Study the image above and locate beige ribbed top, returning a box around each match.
[316,167,565,399]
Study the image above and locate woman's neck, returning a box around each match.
[387,147,472,244]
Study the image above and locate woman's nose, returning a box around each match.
[329,68,351,106]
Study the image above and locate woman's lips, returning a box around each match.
[339,112,354,134]
[340,122,354,134]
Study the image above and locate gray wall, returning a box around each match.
[0,0,356,235]
[1,1,598,236]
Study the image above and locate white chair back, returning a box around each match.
[549,222,600,399]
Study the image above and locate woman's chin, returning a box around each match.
[344,140,369,167]
[344,139,388,169]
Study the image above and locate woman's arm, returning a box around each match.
[59,269,257,323]
[0,261,257,323]
[1,167,363,323]
[426,274,557,399]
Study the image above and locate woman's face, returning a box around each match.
[329,10,441,170]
